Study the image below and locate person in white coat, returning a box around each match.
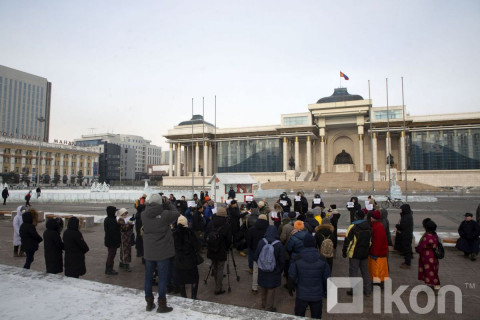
[13,206,27,257]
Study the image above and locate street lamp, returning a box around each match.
[36,117,46,186]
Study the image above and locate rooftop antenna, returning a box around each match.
[87,128,97,134]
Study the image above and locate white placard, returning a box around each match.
[187,201,195,207]
[347,202,354,208]
[366,204,374,211]
[365,200,370,208]
[226,199,232,205]
[294,196,301,202]
[313,198,321,204]
[280,200,287,206]
[212,207,217,214]
[271,211,278,219]
[246,196,253,202]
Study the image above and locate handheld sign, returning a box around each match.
[226,199,232,205]
[365,200,370,208]
[187,201,195,208]
[366,204,374,211]
[245,195,253,202]
[294,196,301,202]
[212,207,217,214]
[271,211,278,219]
[313,198,321,204]
[280,200,287,206]
[347,202,354,208]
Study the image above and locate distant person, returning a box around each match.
[19,211,43,269]
[368,210,389,287]
[294,192,308,215]
[311,193,325,210]
[456,212,480,261]
[133,201,146,260]
[2,187,9,205]
[25,190,32,207]
[104,206,121,275]
[315,218,335,272]
[63,216,90,278]
[175,196,188,215]
[325,204,341,249]
[277,193,292,213]
[228,186,236,199]
[394,204,414,269]
[380,208,393,247]
[286,221,308,261]
[416,218,440,293]
[118,208,134,272]
[36,187,41,199]
[43,218,64,274]
[13,206,26,257]
[346,196,361,224]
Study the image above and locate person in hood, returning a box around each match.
[342,210,372,296]
[315,218,335,272]
[19,210,43,269]
[394,204,414,269]
[456,212,480,261]
[347,196,361,224]
[254,225,285,312]
[286,221,308,261]
[277,193,292,214]
[325,204,341,249]
[63,216,89,278]
[118,208,134,272]
[204,206,232,295]
[13,206,27,257]
[228,186,236,199]
[104,206,121,275]
[43,218,64,274]
[246,213,269,293]
[288,233,331,319]
[142,194,179,313]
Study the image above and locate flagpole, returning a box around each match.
[339,71,342,88]
[386,78,391,191]
[402,77,408,203]
[369,80,375,194]
[202,97,205,192]
[191,98,194,197]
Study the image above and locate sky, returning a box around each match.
[1,0,479,148]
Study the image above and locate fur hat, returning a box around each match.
[258,201,265,208]
[371,210,382,220]
[294,221,304,230]
[106,206,117,215]
[288,211,296,219]
[118,208,128,216]
[216,206,227,217]
[303,233,315,248]
[258,214,267,221]
[177,215,188,227]
[148,194,163,205]
[321,217,332,225]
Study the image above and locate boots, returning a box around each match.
[145,296,155,312]
[119,262,125,269]
[180,285,187,298]
[191,283,199,300]
[105,264,118,275]
[157,297,173,313]
[124,264,132,272]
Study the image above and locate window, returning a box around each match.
[283,116,309,126]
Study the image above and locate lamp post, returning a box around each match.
[36,117,46,186]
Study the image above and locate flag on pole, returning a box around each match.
[340,71,349,80]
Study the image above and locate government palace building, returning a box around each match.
[163,88,480,188]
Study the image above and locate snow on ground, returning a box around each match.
[0,264,297,320]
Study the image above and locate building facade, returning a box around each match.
[0,137,99,185]
[163,88,480,187]
[0,65,51,142]
[74,133,162,180]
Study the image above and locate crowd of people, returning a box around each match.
[10,191,480,318]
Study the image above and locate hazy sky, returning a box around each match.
[1,0,479,148]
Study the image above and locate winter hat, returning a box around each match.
[330,204,337,209]
[177,215,188,227]
[148,194,163,205]
[258,214,267,221]
[106,206,117,215]
[355,210,365,220]
[303,233,315,248]
[464,212,473,217]
[216,206,227,217]
[258,201,265,208]
[321,217,332,225]
[118,208,128,216]
[288,211,296,219]
[371,210,382,220]
[294,221,304,230]
[142,194,147,198]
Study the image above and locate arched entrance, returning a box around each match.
[332,136,355,172]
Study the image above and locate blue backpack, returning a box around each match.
[257,238,280,272]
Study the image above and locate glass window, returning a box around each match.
[283,116,309,126]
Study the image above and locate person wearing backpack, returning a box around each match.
[246,214,269,293]
[342,210,372,297]
[314,218,335,272]
[286,221,308,261]
[204,206,232,295]
[254,225,285,312]
[288,233,331,319]
[368,210,389,288]
[416,218,440,294]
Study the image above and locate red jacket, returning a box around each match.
[369,221,388,257]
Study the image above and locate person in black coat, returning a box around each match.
[254,225,285,312]
[277,193,292,213]
[456,212,480,261]
[104,205,121,275]
[173,215,201,299]
[246,214,269,293]
[43,218,64,274]
[347,196,361,224]
[228,186,236,199]
[294,192,309,214]
[192,205,206,247]
[303,211,319,234]
[175,196,188,215]
[394,204,414,268]
[311,193,325,211]
[19,211,43,269]
[63,217,89,278]
[204,207,232,295]
[134,203,145,259]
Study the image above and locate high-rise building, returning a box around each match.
[0,65,52,142]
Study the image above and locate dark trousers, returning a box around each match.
[212,260,225,292]
[404,249,413,265]
[295,298,323,319]
[349,258,372,295]
[106,247,117,269]
[23,252,35,269]
[2,197,6,205]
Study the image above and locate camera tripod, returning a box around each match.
[204,248,240,292]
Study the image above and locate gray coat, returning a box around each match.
[142,202,179,261]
